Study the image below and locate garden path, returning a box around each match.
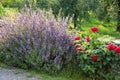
[0,67,42,80]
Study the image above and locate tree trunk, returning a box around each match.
[116,0,120,32]
[73,10,79,28]
[73,14,77,28]
[25,0,29,7]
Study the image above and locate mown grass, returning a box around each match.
[27,64,87,80]
[77,14,120,39]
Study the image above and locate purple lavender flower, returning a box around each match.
[0,7,76,72]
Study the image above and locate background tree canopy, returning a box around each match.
[0,0,120,31]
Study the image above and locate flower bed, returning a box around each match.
[75,27,120,80]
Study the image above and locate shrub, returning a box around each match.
[75,27,120,80]
[0,7,76,73]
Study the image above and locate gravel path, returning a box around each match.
[0,68,41,80]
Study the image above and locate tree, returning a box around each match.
[116,0,120,32]
[53,0,91,28]
[93,0,120,32]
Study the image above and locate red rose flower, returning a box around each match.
[91,55,98,62]
[86,36,90,42]
[91,27,99,33]
[107,43,115,51]
[74,36,80,40]
[114,46,120,54]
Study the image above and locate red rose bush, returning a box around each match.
[74,27,120,80]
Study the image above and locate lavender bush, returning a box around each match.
[0,7,76,72]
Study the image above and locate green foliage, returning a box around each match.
[0,3,6,18]
[53,0,91,27]
[78,12,120,39]
[0,0,35,9]
[76,29,120,79]
[36,0,56,10]
[1,0,119,29]
[94,0,118,21]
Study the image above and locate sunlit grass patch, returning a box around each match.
[78,13,119,39]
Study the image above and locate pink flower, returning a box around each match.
[86,36,90,42]
[74,36,80,40]
[76,45,81,50]
[76,45,85,53]
[0,35,2,38]
[0,30,2,34]
[0,35,4,39]
[91,55,98,62]
[114,46,120,54]
[107,43,116,51]
[91,27,99,33]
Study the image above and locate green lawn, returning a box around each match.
[76,13,120,39]
[28,66,87,80]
